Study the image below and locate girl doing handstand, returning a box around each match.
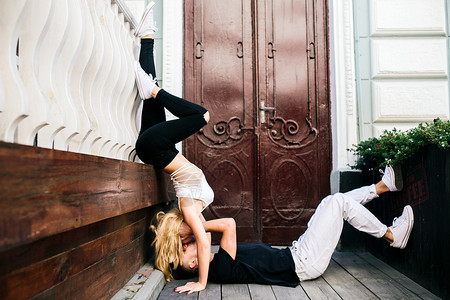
[133,2,212,294]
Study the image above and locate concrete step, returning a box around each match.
[111,263,165,300]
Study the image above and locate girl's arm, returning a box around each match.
[180,213,211,244]
[178,198,210,294]
[199,213,212,245]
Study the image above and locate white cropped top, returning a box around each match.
[170,163,214,210]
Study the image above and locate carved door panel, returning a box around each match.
[257,0,331,244]
[183,0,259,242]
[183,0,330,244]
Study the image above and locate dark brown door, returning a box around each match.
[183,0,330,244]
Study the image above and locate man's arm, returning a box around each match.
[202,218,237,259]
[179,217,237,259]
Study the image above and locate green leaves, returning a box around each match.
[348,118,450,170]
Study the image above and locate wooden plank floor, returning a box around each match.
[157,252,440,300]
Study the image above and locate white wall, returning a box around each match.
[330,0,450,172]
[354,0,449,139]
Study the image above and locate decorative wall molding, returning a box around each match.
[371,38,448,79]
[372,80,449,122]
[370,0,447,36]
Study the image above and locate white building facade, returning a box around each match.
[331,0,449,168]
[330,0,449,190]
[2,0,447,166]
[128,0,449,173]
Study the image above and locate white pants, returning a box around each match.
[290,184,388,281]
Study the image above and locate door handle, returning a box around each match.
[260,101,275,123]
[260,106,275,111]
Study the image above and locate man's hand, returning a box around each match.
[173,281,206,294]
[179,221,193,242]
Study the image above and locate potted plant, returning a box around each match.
[348,118,450,171]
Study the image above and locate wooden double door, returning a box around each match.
[183,0,330,244]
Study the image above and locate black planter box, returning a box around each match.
[356,146,450,299]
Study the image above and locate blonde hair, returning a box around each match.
[150,208,184,281]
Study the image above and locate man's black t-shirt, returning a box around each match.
[208,243,299,287]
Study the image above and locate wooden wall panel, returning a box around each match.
[0,142,169,299]
[2,217,146,299]
[0,141,167,251]
[32,235,145,300]
[0,210,146,277]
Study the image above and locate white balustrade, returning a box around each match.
[0,0,30,143]
[0,0,140,161]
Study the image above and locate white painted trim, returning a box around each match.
[162,0,183,97]
[329,0,359,170]
[162,0,183,153]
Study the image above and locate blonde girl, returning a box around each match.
[150,209,184,281]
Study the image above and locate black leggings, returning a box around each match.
[136,39,207,169]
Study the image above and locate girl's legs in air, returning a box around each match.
[135,36,209,171]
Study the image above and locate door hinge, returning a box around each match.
[237,41,243,58]
[307,42,315,59]
[268,42,276,59]
[196,42,203,59]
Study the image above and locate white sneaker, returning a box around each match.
[134,1,157,37]
[389,205,414,249]
[381,165,403,192]
[134,61,157,100]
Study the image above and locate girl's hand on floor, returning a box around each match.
[174,281,206,294]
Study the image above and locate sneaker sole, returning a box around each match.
[393,165,403,191]
[135,1,156,37]
[399,205,414,249]
[134,62,148,100]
